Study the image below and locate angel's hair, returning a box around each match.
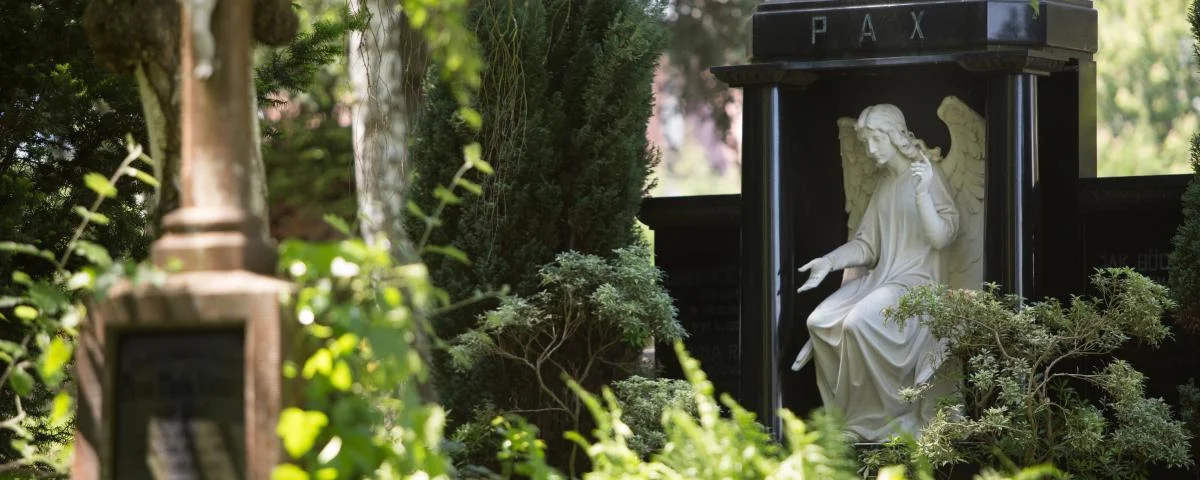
[855,104,942,162]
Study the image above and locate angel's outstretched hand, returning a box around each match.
[797,258,832,293]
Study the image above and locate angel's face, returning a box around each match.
[860,129,897,167]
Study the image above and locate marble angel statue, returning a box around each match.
[790,97,986,442]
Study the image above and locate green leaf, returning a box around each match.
[27,282,67,315]
[460,108,483,131]
[322,214,352,236]
[40,337,72,385]
[10,366,34,397]
[50,391,72,428]
[73,206,110,225]
[302,348,333,379]
[330,334,359,357]
[67,270,94,290]
[12,271,32,286]
[408,5,427,28]
[424,245,471,265]
[406,200,428,219]
[124,167,160,188]
[276,408,328,459]
[455,177,483,196]
[83,172,117,198]
[75,240,113,267]
[307,324,333,339]
[0,340,23,356]
[271,464,309,480]
[463,143,492,174]
[434,185,461,205]
[0,242,55,262]
[14,306,38,322]
[329,360,352,391]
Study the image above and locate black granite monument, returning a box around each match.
[687,0,1099,433]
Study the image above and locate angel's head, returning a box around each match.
[855,104,939,167]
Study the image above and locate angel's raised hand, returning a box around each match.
[797,258,832,293]
[910,157,933,195]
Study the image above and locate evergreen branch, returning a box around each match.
[57,141,144,272]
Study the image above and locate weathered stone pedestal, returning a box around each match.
[73,0,293,478]
[74,273,292,479]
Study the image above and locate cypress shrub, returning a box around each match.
[407,0,668,468]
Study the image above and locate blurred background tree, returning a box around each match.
[647,0,751,197]
[1096,0,1200,177]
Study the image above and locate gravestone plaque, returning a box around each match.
[1077,175,1189,287]
[114,331,245,480]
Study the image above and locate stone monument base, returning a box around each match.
[74,271,295,480]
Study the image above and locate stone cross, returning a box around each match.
[74,1,293,478]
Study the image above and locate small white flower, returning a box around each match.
[288,261,308,277]
[298,308,315,325]
[330,256,360,278]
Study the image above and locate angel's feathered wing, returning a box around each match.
[935,96,986,291]
[838,117,879,283]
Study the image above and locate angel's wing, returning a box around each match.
[838,117,879,284]
[935,96,986,291]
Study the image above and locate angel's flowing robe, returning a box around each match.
[806,165,958,442]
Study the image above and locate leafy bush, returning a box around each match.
[0,139,157,477]
[493,342,1058,480]
[448,245,683,469]
[274,235,454,479]
[611,376,694,458]
[885,268,1193,478]
[407,0,667,455]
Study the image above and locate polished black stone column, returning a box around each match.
[741,85,785,435]
[986,73,1039,297]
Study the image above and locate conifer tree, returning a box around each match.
[410,0,664,334]
[407,0,667,466]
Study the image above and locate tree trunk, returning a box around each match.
[349,0,437,401]
[133,61,182,233]
[349,0,424,258]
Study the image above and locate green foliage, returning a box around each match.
[0,0,152,282]
[448,246,682,469]
[1095,0,1199,176]
[0,139,158,476]
[408,0,668,462]
[409,0,667,331]
[486,342,857,479]
[255,3,363,107]
[610,376,694,458]
[493,342,1057,480]
[275,237,453,479]
[261,68,356,239]
[885,268,1193,478]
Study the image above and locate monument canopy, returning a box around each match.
[716,0,1097,85]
